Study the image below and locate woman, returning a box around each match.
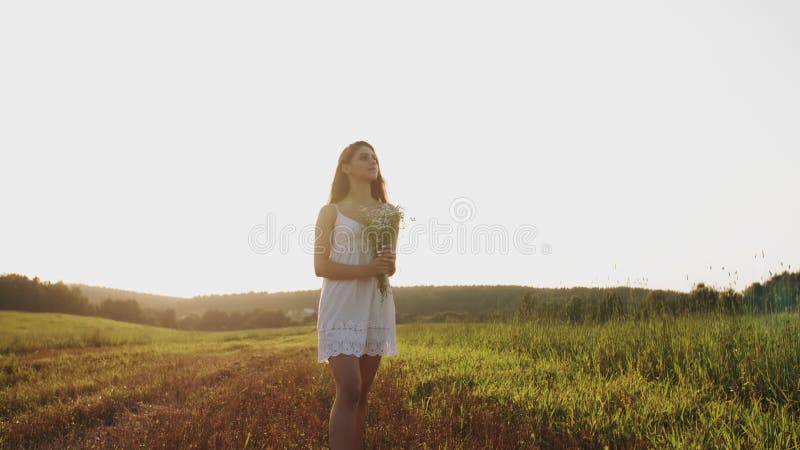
[314,140,399,450]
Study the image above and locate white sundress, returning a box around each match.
[317,203,398,364]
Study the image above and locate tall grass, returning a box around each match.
[390,312,800,448]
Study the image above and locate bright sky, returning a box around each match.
[1,1,798,298]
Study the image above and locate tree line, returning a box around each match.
[0,274,308,330]
[516,271,800,324]
[1,270,798,329]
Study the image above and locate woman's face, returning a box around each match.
[343,146,379,181]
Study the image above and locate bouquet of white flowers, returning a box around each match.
[357,203,410,302]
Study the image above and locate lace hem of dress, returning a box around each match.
[317,322,397,363]
[318,340,398,364]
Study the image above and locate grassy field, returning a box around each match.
[1,310,798,449]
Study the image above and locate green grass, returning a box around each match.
[1,310,798,448]
[391,313,800,448]
[0,310,315,355]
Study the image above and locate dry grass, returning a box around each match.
[3,346,603,449]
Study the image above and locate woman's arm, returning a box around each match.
[313,204,383,280]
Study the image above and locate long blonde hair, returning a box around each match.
[327,141,388,204]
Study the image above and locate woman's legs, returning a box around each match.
[355,355,381,450]
[328,354,361,450]
[327,354,383,450]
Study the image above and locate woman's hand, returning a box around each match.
[366,245,396,277]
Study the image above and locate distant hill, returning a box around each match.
[68,282,655,322]
[71,283,188,310]
[69,283,325,317]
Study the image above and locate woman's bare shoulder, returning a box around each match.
[318,204,337,220]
